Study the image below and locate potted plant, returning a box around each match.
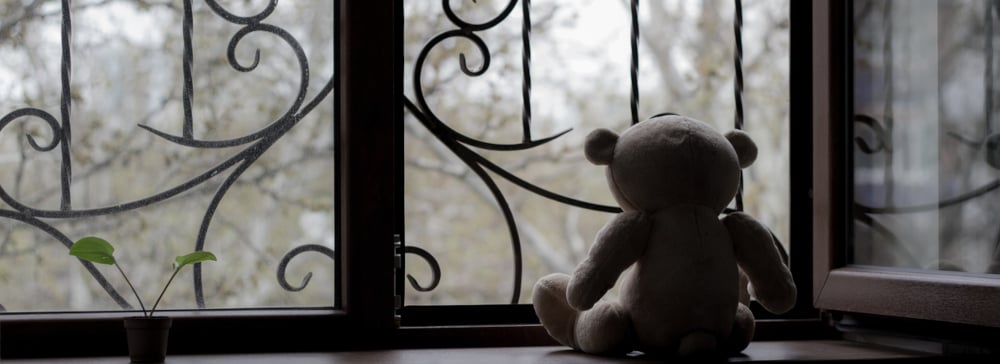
[69,236,217,363]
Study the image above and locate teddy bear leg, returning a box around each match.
[676,330,720,358]
[575,300,632,355]
[532,273,580,348]
[724,302,756,354]
[533,274,633,354]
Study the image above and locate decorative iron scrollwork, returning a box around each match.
[404,0,624,304]
[403,0,761,303]
[0,0,335,309]
[276,244,335,292]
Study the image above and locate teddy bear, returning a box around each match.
[532,114,796,357]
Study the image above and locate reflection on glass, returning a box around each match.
[852,0,1000,274]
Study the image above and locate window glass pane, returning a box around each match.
[0,1,336,312]
[403,0,790,304]
[851,0,1000,273]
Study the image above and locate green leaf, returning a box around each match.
[69,237,116,265]
[174,251,217,269]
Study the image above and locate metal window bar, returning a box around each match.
[400,0,755,306]
[0,0,337,310]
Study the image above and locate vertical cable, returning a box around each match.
[630,0,640,125]
[733,0,744,212]
[733,0,744,132]
[521,0,532,142]
[183,0,195,138]
[60,0,73,210]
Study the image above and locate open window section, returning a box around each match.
[815,0,1000,355]
[399,0,816,327]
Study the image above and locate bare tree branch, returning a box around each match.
[0,0,45,43]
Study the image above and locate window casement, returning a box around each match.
[0,0,396,357]
[396,0,818,331]
[27,0,1000,358]
[0,1,839,358]
[813,0,1000,352]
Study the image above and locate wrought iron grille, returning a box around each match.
[401,0,787,305]
[0,0,335,311]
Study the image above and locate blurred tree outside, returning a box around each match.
[0,0,791,311]
[403,0,790,304]
[0,0,334,311]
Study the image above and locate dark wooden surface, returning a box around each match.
[0,341,940,363]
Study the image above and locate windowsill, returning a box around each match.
[0,308,340,321]
[0,341,941,363]
[0,316,838,358]
[0,309,349,357]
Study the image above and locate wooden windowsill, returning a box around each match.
[0,340,942,363]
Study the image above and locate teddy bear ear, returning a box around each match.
[726,130,758,168]
[585,128,619,165]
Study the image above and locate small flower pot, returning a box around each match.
[123,316,172,363]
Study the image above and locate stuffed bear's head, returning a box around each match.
[584,114,757,213]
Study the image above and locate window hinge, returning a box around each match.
[393,234,403,311]
[394,234,403,269]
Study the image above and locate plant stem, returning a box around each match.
[149,266,180,317]
[115,262,147,317]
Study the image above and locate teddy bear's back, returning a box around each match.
[620,204,739,352]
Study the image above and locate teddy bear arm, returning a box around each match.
[567,211,651,311]
[723,212,797,314]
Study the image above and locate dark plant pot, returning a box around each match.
[123,316,172,363]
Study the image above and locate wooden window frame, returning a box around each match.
[0,0,397,358]
[811,0,1000,329]
[389,0,830,343]
[1,1,843,359]
[397,0,822,328]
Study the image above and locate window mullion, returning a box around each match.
[338,0,400,334]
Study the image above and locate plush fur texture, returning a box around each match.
[532,115,796,357]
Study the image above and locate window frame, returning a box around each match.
[397,0,820,326]
[0,0,398,358]
[0,0,843,358]
[811,0,1000,329]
